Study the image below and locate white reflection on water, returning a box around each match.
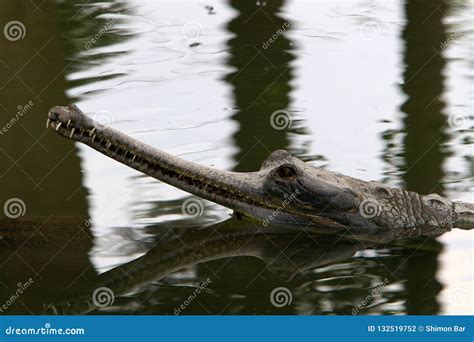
[67,0,473,313]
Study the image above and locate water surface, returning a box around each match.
[0,0,472,315]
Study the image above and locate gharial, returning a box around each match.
[46,105,473,230]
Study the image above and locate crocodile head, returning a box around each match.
[47,105,472,230]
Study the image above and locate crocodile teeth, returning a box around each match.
[67,120,71,127]
[56,122,62,131]
[46,118,51,128]
[70,128,75,138]
[132,155,136,162]
[106,142,112,149]
[89,127,96,136]
[92,135,96,142]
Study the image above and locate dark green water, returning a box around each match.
[0,0,472,315]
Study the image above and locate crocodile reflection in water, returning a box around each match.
[46,219,451,315]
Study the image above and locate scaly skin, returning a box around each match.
[46,105,473,230]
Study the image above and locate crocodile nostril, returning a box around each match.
[48,108,60,120]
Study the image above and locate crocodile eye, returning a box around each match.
[275,164,298,180]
